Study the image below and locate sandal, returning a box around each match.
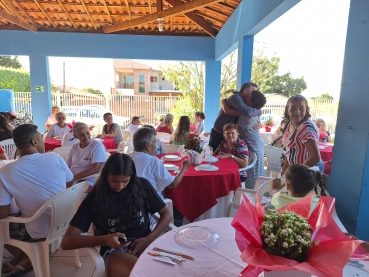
[6,264,33,277]
[2,262,15,273]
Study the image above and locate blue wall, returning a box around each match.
[330,0,369,239]
[236,36,254,89]
[204,60,221,131]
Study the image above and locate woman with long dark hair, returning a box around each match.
[170,116,190,145]
[0,114,13,142]
[61,153,172,277]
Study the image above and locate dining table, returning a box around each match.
[159,154,241,223]
[44,137,116,152]
[319,142,333,162]
[130,217,369,277]
[129,217,246,277]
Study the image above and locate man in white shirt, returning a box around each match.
[126,116,141,135]
[45,106,60,130]
[0,124,73,276]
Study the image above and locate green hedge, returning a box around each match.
[0,67,30,92]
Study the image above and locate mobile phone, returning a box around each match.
[118,237,135,245]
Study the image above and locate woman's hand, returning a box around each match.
[216,154,232,159]
[129,236,151,257]
[104,232,129,249]
[253,121,263,130]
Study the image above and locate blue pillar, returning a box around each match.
[204,60,221,132]
[236,36,254,90]
[29,54,52,132]
[330,0,369,239]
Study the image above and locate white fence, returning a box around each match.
[14,92,178,126]
[14,92,338,133]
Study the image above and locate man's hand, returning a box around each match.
[181,159,190,170]
[104,232,129,249]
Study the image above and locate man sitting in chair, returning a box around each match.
[0,124,73,276]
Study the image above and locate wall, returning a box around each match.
[330,0,369,239]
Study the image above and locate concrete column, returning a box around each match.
[236,35,254,90]
[29,54,52,132]
[330,0,369,239]
[204,60,221,132]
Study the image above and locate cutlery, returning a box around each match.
[148,252,185,263]
[153,247,194,260]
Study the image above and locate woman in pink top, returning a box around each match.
[156,113,174,134]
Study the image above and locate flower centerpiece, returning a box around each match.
[183,133,203,164]
[264,118,274,132]
[231,194,363,277]
[260,210,318,263]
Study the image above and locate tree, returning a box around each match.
[159,62,204,122]
[0,56,22,69]
[310,93,334,101]
[84,87,103,94]
[251,51,307,97]
[0,67,30,91]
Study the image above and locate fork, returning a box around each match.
[148,252,185,263]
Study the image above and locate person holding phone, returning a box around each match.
[61,153,172,277]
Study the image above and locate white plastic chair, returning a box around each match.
[227,176,274,215]
[238,150,257,188]
[106,131,132,153]
[162,144,181,154]
[257,180,274,201]
[0,182,89,277]
[0,138,16,159]
[264,145,286,177]
[52,146,71,162]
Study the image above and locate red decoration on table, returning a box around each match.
[264,126,271,132]
[184,133,202,153]
[66,120,94,131]
[232,194,363,277]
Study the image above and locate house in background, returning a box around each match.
[112,60,182,97]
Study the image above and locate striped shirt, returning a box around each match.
[282,119,318,165]
[215,138,249,177]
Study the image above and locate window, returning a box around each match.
[122,76,134,89]
[138,74,146,93]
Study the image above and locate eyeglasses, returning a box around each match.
[104,117,113,120]
[56,117,66,120]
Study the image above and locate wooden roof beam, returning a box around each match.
[165,0,217,37]
[103,0,221,33]
[157,0,162,11]
[124,0,132,20]
[11,0,37,26]
[33,0,58,28]
[56,0,78,28]
[80,0,97,29]
[101,0,113,23]
[0,9,37,32]
[0,0,31,25]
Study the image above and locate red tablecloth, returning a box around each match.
[44,137,116,152]
[319,144,333,162]
[160,154,242,222]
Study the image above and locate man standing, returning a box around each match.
[0,124,73,276]
[209,82,261,150]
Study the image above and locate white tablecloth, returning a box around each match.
[129,217,246,277]
[259,128,277,144]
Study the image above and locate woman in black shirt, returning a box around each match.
[61,153,172,277]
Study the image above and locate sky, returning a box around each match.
[17,0,350,99]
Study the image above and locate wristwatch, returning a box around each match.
[231,154,234,159]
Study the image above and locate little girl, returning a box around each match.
[194,112,206,135]
[271,164,326,211]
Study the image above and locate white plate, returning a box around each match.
[53,136,63,140]
[174,226,219,249]
[203,156,218,163]
[343,264,369,276]
[163,155,181,161]
[195,164,219,171]
[164,164,179,171]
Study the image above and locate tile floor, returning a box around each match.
[2,247,98,277]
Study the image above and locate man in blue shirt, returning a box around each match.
[209,82,262,150]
